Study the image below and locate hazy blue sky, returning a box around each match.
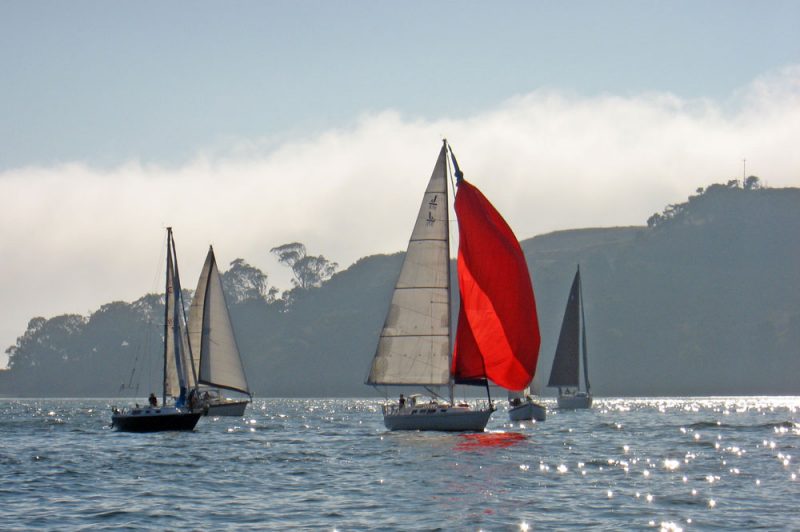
[2,1,798,169]
[1,1,799,366]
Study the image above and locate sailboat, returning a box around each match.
[187,246,252,416]
[112,228,203,431]
[366,140,540,431]
[547,265,593,409]
[507,387,547,422]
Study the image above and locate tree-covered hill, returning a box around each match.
[1,180,798,397]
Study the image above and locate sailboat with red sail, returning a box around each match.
[366,141,540,431]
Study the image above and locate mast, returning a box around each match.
[444,139,454,405]
[578,265,591,394]
[162,228,172,405]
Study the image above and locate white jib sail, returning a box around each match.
[367,145,451,386]
[190,247,250,395]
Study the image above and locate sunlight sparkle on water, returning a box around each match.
[664,459,680,470]
[520,522,530,531]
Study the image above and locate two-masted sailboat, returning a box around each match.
[112,228,203,432]
[547,265,593,409]
[187,247,252,416]
[366,141,540,431]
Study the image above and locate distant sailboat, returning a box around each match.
[547,265,593,409]
[507,387,547,422]
[187,247,252,417]
[366,140,540,431]
[112,228,203,432]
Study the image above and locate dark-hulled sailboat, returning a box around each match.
[111,228,202,432]
[365,141,540,431]
[547,265,593,409]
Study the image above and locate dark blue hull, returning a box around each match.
[111,408,201,432]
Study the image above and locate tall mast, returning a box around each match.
[443,139,455,404]
[162,228,172,405]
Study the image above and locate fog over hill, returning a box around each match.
[1,181,798,398]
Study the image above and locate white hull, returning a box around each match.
[509,400,547,422]
[206,400,249,417]
[557,393,593,410]
[383,404,492,432]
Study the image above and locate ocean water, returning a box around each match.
[0,397,798,531]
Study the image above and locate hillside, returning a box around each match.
[1,182,798,397]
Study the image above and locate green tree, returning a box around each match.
[270,242,338,289]
[744,175,761,191]
[221,258,277,304]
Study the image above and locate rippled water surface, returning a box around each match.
[1,397,799,530]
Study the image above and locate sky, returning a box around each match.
[1,1,799,367]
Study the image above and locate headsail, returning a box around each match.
[450,157,540,392]
[547,268,581,388]
[366,144,452,386]
[188,247,250,396]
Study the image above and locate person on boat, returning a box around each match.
[399,394,406,409]
[148,393,158,407]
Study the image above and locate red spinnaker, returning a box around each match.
[452,178,540,391]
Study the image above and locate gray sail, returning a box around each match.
[189,247,250,396]
[547,269,581,388]
[366,144,451,386]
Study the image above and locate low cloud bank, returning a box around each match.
[1,66,798,366]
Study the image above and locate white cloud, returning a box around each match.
[1,66,799,366]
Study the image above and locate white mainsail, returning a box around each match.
[188,247,250,395]
[366,145,451,386]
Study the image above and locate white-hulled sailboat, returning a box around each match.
[366,141,541,431]
[187,246,252,416]
[547,265,593,409]
[112,228,203,432]
[508,387,547,422]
